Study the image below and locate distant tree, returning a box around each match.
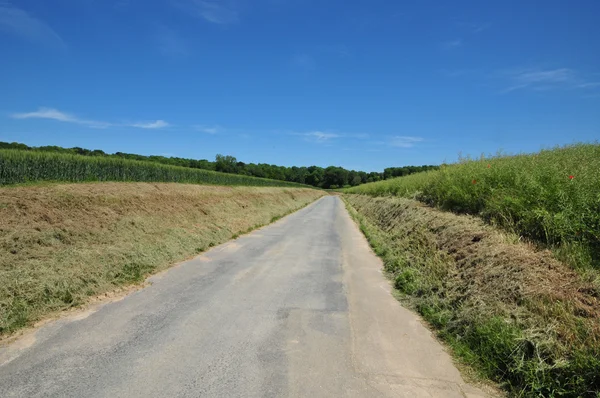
[91,149,107,156]
[72,147,92,156]
[305,167,324,187]
[323,166,349,189]
[0,142,30,150]
[215,154,238,173]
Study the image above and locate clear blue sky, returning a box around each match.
[1,0,599,172]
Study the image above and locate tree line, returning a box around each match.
[0,141,439,189]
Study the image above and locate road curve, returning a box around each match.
[0,196,487,397]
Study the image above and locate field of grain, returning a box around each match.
[0,149,312,188]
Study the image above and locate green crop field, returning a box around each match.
[346,143,600,270]
[0,149,313,188]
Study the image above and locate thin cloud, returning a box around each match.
[130,120,169,129]
[292,54,316,71]
[472,22,492,33]
[439,68,482,78]
[11,108,169,129]
[318,45,352,58]
[389,136,423,148]
[577,82,600,89]
[195,125,222,134]
[0,2,66,50]
[12,108,111,128]
[500,68,598,93]
[156,27,189,57]
[177,0,239,24]
[456,21,491,34]
[291,131,369,144]
[114,0,131,10]
[303,131,340,142]
[442,39,463,50]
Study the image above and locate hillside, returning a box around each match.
[0,183,325,335]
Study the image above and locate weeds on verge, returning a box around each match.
[344,195,600,397]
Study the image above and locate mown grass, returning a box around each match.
[346,143,600,270]
[344,196,600,397]
[0,183,325,336]
[0,149,313,188]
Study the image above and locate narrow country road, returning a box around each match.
[0,196,487,397]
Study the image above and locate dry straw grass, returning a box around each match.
[0,182,325,336]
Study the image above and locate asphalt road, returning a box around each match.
[0,196,487,397]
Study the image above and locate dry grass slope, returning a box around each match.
[0,183,325,336]
[344,195,600,397]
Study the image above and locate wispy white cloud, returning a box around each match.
[439,68,482,78]
[195,125,223,134]
[156,27,189,57]
[177,0,239,24]
[11,108,169,129]
[389,136,423,148]
[456,21,491,34]
[130,120,169,129]
[292,54,316,71]
[305,131,340,141]
[12,108,73,122]
[442,39,463,50]
[11,108,111,128]
[317,45,352,58]
[444,66,600,96]
[576,82,600,89]
[499,68,598,93]
[0,2,66,49]
[114,0,131,10]
[471,22,491,33]
[291,131,370,144]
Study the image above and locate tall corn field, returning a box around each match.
[0,150,312,188]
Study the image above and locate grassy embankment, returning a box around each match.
[347,143,600,271]
[344,143,600,397]
[0,183,325,336]
[0,149,312,188]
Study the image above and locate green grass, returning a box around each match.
[346,143,600,270]
[0,149,314,188]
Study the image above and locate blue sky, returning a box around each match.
[1,0,599,172]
